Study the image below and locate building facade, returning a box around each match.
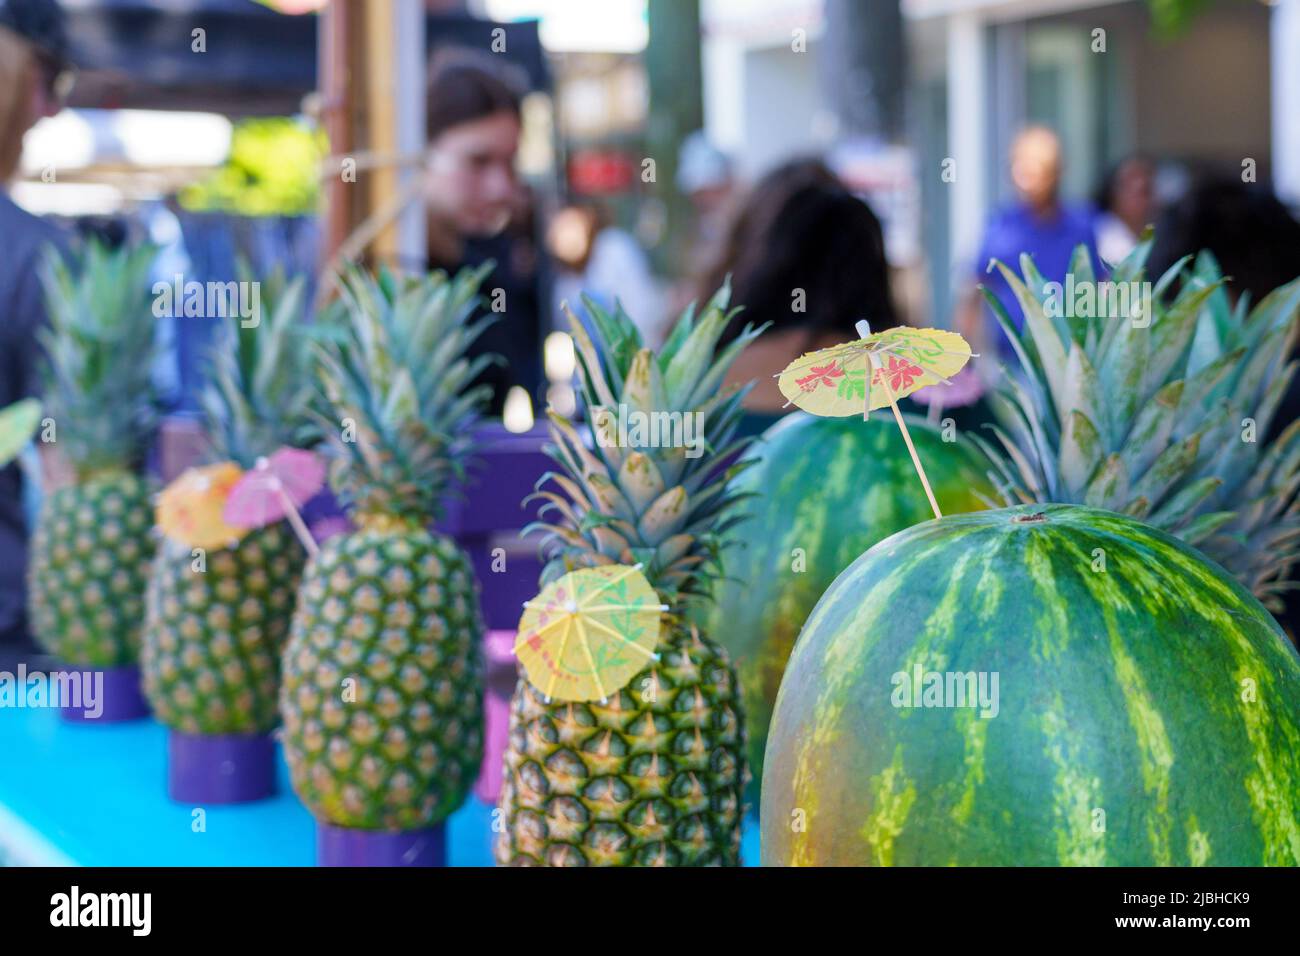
[700,0,1297,326]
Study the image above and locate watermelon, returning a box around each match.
[762,504,1300,866]
[702,412,994,801]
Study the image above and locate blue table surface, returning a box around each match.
[0,703,762,866]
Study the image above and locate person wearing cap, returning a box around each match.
[676,131,735,262]
[0,0,73,663]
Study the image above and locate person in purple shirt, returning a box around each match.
[957,126,1101,362]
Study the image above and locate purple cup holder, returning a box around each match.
[56,664,150,723]
[167,730,278,804]
[316,822,447,867]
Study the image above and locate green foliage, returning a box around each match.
[180,117,324,217]
[38,239,161,475]
[199,261,320,467]
[1147,0,1213,37]
[530,286,765,606]
[978,235,1300,608]
[312,267,497,522]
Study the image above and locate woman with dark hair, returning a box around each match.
[1149,178,1300,639]
[423,49,543,414]
[694,158,897,429]
[1093,154,1157,264]
[1149,177,1300,308]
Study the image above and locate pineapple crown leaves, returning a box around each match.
[37,238,163,475]
[198,260,320,468]
[977,235,1300,606]
[527,282,767,609]
[311,264,497,523]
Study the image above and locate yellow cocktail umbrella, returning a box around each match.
[515,564,668,704]
[777,322,977,519]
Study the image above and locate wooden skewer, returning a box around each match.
[544,615,574,704]
[573,615,607,704]
[869,351,943,521]
[579,616,661,660]
[275,486,320,558]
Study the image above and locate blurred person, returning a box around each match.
[1149,178,1300,312]
[693,157,896,434]
[1093,154,1158,264]
[1149,178,1300,639]
[957,126,1099,360]
[1148,176,1300,447]
[0,0,72,663]
[676,131,735,253]
[666,132,735,318]
[548,202,661,342]
[423,49,543,414]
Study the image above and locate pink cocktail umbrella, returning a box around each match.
[223,447,326,558]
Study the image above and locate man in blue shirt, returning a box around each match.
[958,126,1099,361]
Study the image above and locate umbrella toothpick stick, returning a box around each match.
[856,321,873,423]
[275,485,320,559]
[573,616,608,705]
[544,616,574,704]
[927,395,943,427]
[868,351,944,522]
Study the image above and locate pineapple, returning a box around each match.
[977,238,1300,608]
[28,240,160,667]
[280,267,493,830]
[141,269,314,734]
[496,287,761,866]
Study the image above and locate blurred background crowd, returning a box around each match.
[3,0,1300,655]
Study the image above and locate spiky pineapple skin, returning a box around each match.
[496,622,746,866]
[28,473,155,667]
[142,525,304,734]
[280,526,484,830]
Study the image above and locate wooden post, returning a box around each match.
[317,0,426,274]
[393,0,427,270]
[318,0,358,271]
[645,0,704,277]
[363,0,398,264]
[819,0,906,142]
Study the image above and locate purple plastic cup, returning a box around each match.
[167,730,277,804]
[56,664,150,722]
[474,629,518,805]
[316,822,447,867]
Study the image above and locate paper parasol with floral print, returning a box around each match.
[156,462,250,550]
[776,322,976,519]
[222,447,325,557]
[514,564,668,704]
[0,399,42,468]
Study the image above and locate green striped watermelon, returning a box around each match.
[762,504,1300,866]
[701,412,993,801]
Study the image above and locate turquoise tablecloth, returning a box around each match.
[0,703,761,866]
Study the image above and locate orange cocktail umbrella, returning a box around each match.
[156,462,249,550]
